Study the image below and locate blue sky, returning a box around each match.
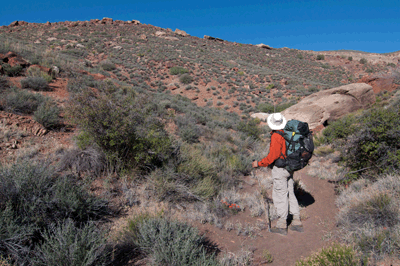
[1,0,399,53]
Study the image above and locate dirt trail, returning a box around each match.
[196,169,338,265]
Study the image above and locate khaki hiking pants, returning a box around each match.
[272,166,300,226]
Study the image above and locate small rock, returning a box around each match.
[164,36,179,41]
[251,113,270,122]
[155,31,166,37]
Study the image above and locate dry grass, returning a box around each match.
[336,173,400,261]
[307,155,341,180]
[219,248,254,266]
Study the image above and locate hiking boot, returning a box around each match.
[270,218,287,235]
[270,226,288,235]
[289,215,304,232]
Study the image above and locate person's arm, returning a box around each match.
[253,133,282,168]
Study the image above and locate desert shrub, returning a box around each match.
[348,56,353,61]
[336,175,400,261]
[26,67,53,83]
[33,99,61,129]
[342,106,400,176]
[133,217,218,265]
[4,88,46,114]
[256,101,296,113]
[360,58,367,64]
[32,219,108,266]
[0,162,110,226]
[237,118,262,140]
[176,114,201,143]
[322,113,359,144]
[316,54,325,60]
[0,76,10,91]
[1,63,23,77]
[61,49,88,58]
[66,77,89,94]
[99,60,116,71]
[342,193,398,229]
[20,77,50,91]
[170,66,189,75]
[295,243,359,266]
[0,162,110,264]
[67,85,173,172]
[179,74,193,84]
[165,143,219,200]
[57,147,107,178]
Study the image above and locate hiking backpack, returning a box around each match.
[275,120,314,172]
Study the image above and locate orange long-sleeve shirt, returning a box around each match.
[258,130,286,167]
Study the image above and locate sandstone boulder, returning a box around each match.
[164,36,179,41]
[175,29,189,37]
[101,17,113,24]
[204,35,224,42]
[256,43,273,49]
[251,113,270,122]
[155,31,166,37]
[282,83,375,129]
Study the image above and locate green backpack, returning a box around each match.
[275,120,314,172]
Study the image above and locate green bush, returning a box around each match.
[4,88,46,114]
[295,243,359,266]
[20,77,50,91]
[179,74,193,84]
[348,56,353,61]
[1,63,23,77]
[67,85,173,171]
[26,67,53,83]
[170,66,189,75]
[33,100,61,129]
[237,118,262,140]
[322,114,359,144]
[33,219,108,266]
[316,54,325,60]
[133,217,218,265]
[360,58,367,64]
[343,106,400,176]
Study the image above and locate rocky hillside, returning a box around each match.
[1,18,400,266]
[2,18,399,116]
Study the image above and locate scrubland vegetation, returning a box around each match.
[1,20,400,265]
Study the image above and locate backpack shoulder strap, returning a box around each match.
[274,130,285,138]
[272,131,287,159]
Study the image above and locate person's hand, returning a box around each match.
[252,160,258,168]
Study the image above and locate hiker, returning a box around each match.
[252,113,303,235]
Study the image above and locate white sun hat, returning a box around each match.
[267,113,287,130]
